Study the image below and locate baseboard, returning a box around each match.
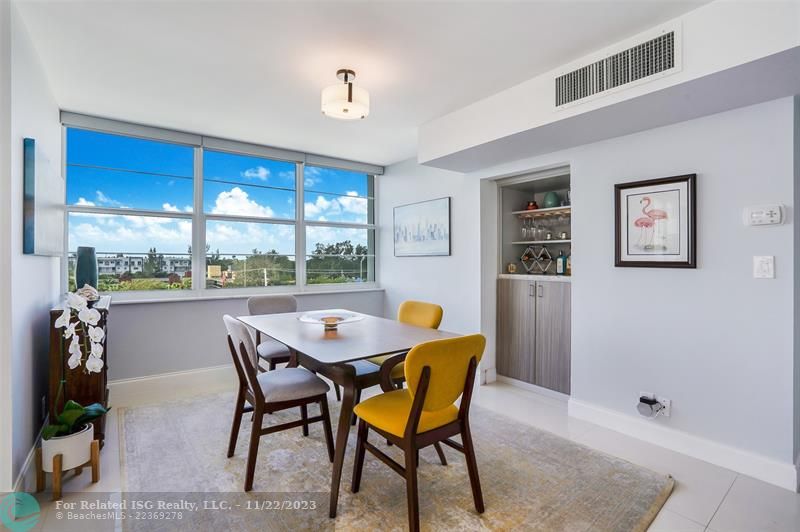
[569,398,798,492]
[108,364,237,407]
[496,375,569,402]
[13,421,45,493]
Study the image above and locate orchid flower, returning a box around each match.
[90,341,104,358]
[68,335,81,356]
[85,355,104,373]
[67,351,82,369]
[78,307,101,326]
[63,321,77,340]
[88,326,105,343]
[66,292,88,311]
[54,306,71,329]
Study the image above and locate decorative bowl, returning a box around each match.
[298,310,365,330]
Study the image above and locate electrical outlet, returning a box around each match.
[639,391,671,417]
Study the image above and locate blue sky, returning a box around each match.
[66,129,372,256]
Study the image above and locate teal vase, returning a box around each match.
[75,246,98,289]
[543,191,561,208]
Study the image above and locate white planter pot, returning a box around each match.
[41,423,93,472]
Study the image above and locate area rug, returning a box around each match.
[118,391,673,531]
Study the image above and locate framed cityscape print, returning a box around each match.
[615,174,696,268]
[393,197,451,257]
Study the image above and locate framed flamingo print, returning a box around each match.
[615,174,696,268]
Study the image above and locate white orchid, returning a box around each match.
[85,355,104,373]
[67,351,82,369]
[54,306,71,329]
[78,307,101,326]
[66,292,88,311]
[62,321,77,339]
[90,341,104,358]
[68,335,81,355]
[88,326,105,343]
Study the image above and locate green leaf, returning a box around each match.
[42,423,69,440]
[56,401,86,428]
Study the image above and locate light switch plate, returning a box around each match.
[753,256,775,278]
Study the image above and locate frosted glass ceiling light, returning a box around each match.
[321,69,369,120]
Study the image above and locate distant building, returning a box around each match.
[68,253,190,276]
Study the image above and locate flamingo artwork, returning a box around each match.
[633,215,654,248]
[640,196,669,250]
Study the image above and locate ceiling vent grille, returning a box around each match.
[555,31,676,107]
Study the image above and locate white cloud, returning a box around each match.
[96,190,124,207]
[76,197,96,206]
[304,191,367,220]
[162,203,180,212]
[211,187,275,218]
[242,166,270,181]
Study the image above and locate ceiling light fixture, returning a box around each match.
[321,69,369,120]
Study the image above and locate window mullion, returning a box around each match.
[192,147,205,291]
[296,162,306,290]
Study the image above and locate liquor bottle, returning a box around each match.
[556,250,566,275]
[566,253,571,276]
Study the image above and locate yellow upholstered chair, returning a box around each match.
[351,334,486,532]
[367,300,444,381]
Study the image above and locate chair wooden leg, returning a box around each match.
[244,407,264,492]
[52,454,63,501]
[227,387,246,457]
[320,397,335,463]
[35,448,44,492]
[334,383,341,401]
[404,445,420,532]
[350,389,362,426]
[91,440,100,483]
[433,442,448,466]
[300,405,309,437]
[269,360,276,371]
[462,421,484,513]
[351,419,368,493]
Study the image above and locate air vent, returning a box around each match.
[555,31,676,107]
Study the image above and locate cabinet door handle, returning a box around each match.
[537,284,544,298]
[529,284,535,297]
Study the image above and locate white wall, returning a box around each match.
[7,3,62,486]
[107,290,384,380]
[473,98,797,485]
[377,159,482,341]
[0,0,13,493]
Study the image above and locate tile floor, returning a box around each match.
[28,380,800,531]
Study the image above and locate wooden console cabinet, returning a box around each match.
[48,296,111,446]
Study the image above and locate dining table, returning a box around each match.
[237,309,457,518]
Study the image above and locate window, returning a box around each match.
[66,129,194,292]
[63,119,381,297]
[303,165,375,284]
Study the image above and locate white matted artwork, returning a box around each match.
[615,174,696,268]
[393,197,451,257]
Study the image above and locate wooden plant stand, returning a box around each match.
[34,440,100,501]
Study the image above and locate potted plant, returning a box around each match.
[41,400,108,473]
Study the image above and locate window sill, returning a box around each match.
[108,286,384,305]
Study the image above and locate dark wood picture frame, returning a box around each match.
[614,174,696,268]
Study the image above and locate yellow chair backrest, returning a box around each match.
[405,334,486,412]
[398,300,443,330]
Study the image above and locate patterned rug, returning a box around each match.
[119,391,673,531]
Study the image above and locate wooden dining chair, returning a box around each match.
[223,315,335,492]
[367,300,444,386]
[351,334,486,532]
[247,295,297,372]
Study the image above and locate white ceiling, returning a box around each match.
[17,1,708,166]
